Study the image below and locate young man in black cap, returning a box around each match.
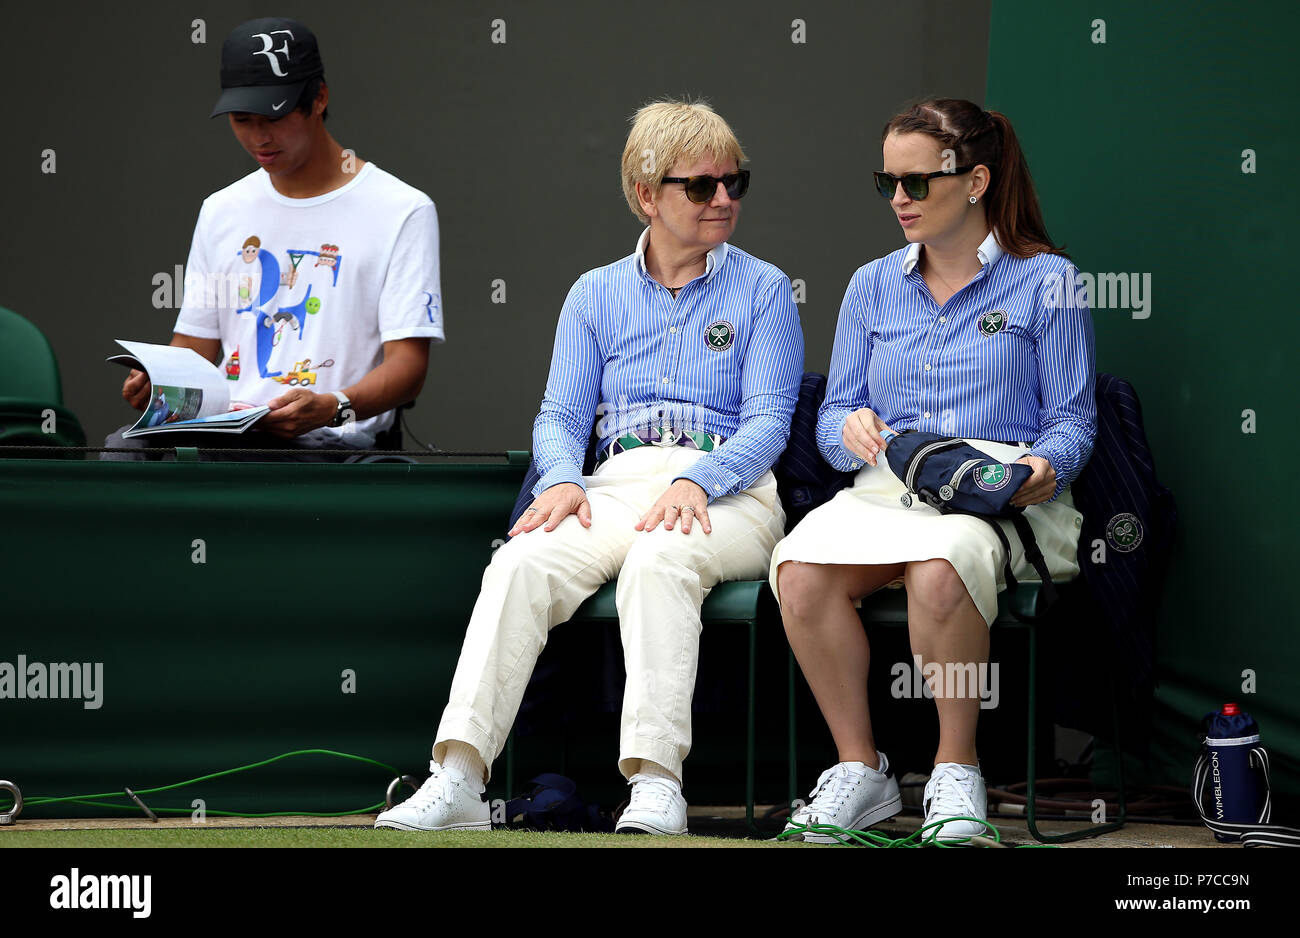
[106,17,443,459]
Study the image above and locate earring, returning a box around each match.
[969,196,978,204]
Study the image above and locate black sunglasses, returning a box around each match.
[873,166,975,200]
[660,170,750,203]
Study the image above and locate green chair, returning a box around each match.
[505,578,769,831]
[787,583,1128,844]
[0,305,86,451]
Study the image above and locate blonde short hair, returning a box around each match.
[620,99,746,224]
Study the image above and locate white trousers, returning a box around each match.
[434,444,785,784]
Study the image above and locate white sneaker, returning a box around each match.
[922,762,988,841]
[615,774,688,835]
[374,761,490,832]
[784,753,902,843]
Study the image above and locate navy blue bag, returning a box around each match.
[884,429,1055,616]
[503,773,613,832]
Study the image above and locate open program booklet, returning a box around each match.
[108,340,270,438]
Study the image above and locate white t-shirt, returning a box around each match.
[174,162,444,447]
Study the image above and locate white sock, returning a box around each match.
[441,741,486,789]
[634,760,680,787]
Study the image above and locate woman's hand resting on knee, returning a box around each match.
[637,479,712,535]
[508,482,592,536]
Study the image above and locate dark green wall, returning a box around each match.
[988,1,1299,798]
[0,460,528,816]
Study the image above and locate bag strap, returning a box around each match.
[1010,514,1058,608]
[983,515,1056,622]
[1192,746,1300,847]
[986,519,1020,597]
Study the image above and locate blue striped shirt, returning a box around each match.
[819,232,1096,499]
[533,229,804,502]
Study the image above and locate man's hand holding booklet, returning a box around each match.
[107,340,270,438]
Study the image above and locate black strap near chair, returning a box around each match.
[345,400,417,463]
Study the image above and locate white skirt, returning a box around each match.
[768,439,1083,626]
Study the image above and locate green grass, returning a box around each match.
[0,827,801,848]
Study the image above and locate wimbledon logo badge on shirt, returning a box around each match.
[706,320,735,351]
[978,309,1008,335]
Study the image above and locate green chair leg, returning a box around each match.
[1025,623,1127,843]
[788,647,798,812]
[505,731,514,801]
[746,619,757,834]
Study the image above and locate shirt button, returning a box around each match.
[939,316,947,323]
[851,461,861,469]
[924,363,931,371]
[924,411,931,419]
[669,327,676,333]
[661,377,669,384]
[713,484,722,492]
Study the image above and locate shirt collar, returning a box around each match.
[901,230,1003,275]
[634,227,729,283]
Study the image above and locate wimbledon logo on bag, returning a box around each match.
[705,321,735,351]
[974,463,1011,492]
[978,309,1007,335]
[1106,512,1144,552]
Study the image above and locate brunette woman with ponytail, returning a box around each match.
[771,99,1097,842]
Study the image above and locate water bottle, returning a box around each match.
[1201,702,1262,842]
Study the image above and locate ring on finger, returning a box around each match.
[524,508,538,514]
[680,506,694,513]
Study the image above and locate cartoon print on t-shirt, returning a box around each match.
[234,236,342,379]
[268,308,300,340]
[225,347,240,380]
[271,357,335,388]
[315,244,339,269]
[234,236,285,378]
[238,236,259,303]
[281,252,303,289]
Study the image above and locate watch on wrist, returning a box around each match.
[328,390,353,427]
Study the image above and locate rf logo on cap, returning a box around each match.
[211,18,325,120]
[251,30,295,77]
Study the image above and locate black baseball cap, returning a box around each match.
[210,17,325,119]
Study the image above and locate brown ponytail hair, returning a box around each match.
[881,98,1066,259]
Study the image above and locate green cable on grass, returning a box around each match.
[0,749,404,819]
[777,814,1060,847]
